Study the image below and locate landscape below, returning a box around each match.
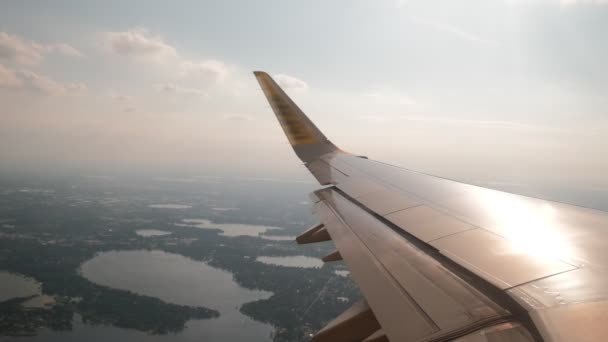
[0,174,360,342]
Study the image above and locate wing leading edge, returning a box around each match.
[254,71,608,342]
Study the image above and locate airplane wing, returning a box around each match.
[254,71,608,342]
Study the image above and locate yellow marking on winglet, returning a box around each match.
[258,76,319,145]
[269,95,317,145]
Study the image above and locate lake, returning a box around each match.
[334,270,350,277]
[13,250,274,342]
[0,271,40,302]
[178,219,282,237]
[135,229,172,237]
[148,204,192,209]
[15,313,269,342]
[259,235,296,241]
[256,256,323,268]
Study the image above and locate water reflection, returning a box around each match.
[22,295,56,308]
[256,256,323,268]
[178,219,282,237]
[17,313,272,342]
[259,235,296,241]
[0,271,40,302]
[77,250,273,341]
[135,229,171,237]
[148,204,192,209]
[334,270,350,277]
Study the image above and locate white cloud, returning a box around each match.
[101,27,238,101]
[108,94,136,112]
[0,63,22,87]
[180,59,229,81]
[409,116,593,138]
[0,32,84,66]
[364,92,417,106]
[222,114,252,121]
[502,0,607,7]
[274,74,308,91]
[394,0,408,8]
[16,70,86,95]
[104,28,177,62]
[48,43,85,58]
[0,63,86,95]
[359,114,579,135]
[561,0,608,4]
[103,28,234,93]
[358,114,396,123]
[155,83,207,96]
[411,18,501,46]
[0,32,45,66]
[109,94,133,102]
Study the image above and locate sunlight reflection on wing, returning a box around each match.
[476,190,573,262]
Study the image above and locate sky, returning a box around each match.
[1,0,607,191]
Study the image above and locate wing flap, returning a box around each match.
[312,300,381,342]
[385,206,476,242]
[334,176,385,198]
[362,330,389,342]
[314,188,512,341]
[313,199,438,341]
[431,229,576,289]
[356,189,421,216]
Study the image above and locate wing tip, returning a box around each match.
[253,70,269,78]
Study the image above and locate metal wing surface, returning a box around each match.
[254,71,608,342]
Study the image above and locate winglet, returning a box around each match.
[254,71,337,162]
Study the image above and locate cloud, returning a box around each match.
[103,28,233,92]
[48,43,85,58]
[0,63,22,87]
[109,94,133,102]
[108,94,135,112]
[104,28,177,62]
[0,64,86,95]
[409,116,593,138]
[0,32,84,66]
[180,59,229,82]
[222,114,252,121]
[399,116,543,130]
[359,114,580,135]
[394,0,408,8]
[16,70,87,95]
[274,74,308,91]
[155,83,207,96]
[364,92,417,106]
[411,18,501,46]
[448,0,607,8]
[561,0,608,4]
[102,27,237,99]
[358,114,396,123]
[0,32,45,66]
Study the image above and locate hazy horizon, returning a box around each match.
[2,0,607,193]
